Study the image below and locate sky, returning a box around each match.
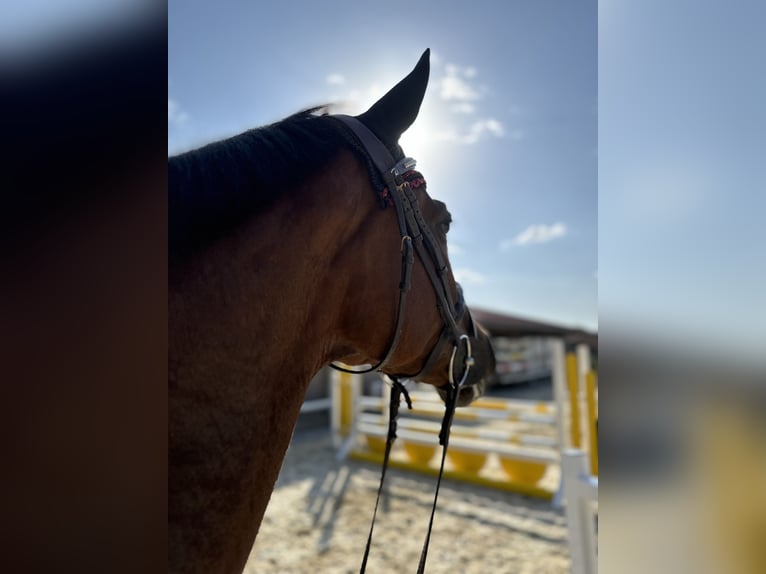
[168,1,598,332]
[4,1,762,356]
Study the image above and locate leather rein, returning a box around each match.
[328,115,478,573]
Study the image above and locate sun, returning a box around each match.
[398,108,449,175]
[399,119,429,160]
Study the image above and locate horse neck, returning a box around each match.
[169,153,366,574]
[169,156,364,393]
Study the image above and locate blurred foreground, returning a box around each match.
[600,337,766,574]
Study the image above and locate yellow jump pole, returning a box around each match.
[338,370,354,436]
[566,352,582,449]
[331,368,357,449]
[586,371,598,475]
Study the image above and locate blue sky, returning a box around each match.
[169,1,597,332]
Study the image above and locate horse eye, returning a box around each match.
[439,221,451,235]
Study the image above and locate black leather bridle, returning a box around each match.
[329,114,478,387]
[328,115,480,573]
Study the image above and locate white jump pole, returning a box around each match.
[550,337,568,506]
[576,343,592,461]
[562,449,598,574]
[550,338,568,453]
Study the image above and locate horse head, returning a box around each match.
[330,50,495,407]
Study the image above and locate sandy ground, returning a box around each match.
[245,429,570,573]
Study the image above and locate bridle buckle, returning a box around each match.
[391,156,417,178]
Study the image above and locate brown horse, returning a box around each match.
[169,50,495,574]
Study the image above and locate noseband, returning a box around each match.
[329,114,478,387]
[329,115,479,573]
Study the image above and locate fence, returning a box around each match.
[330,338,598,499]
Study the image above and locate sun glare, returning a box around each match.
[399,119,428,160]
[399,108,450,176]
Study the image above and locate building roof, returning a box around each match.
[471,308,598,349]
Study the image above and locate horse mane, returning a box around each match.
[169,107,399,265]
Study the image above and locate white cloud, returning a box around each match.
[168,98,188,125]
[326,73,346,86]
[432,118,505,145]
[466,119,504,142]
[440,75,480,102]
[501,223,567,248]
[450,102,476,114]
[453,267,487,285]
[440,64,481,101]
[323,58,511,150]
[432,60,521,147]
[448,242,464,255]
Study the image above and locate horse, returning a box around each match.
[168,49,495,574]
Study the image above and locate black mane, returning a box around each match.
[169,108,397,264]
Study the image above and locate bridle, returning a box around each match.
[328,114,480,573]
[329,114,478,385]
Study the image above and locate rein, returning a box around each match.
[328,115,478,572]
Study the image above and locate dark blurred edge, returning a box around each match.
[600,331,765,481]
[0,6,167,574]
[599,329,766,574]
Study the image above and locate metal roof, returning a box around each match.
[471,308,598,349]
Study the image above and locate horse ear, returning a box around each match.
[358,49,430,148]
